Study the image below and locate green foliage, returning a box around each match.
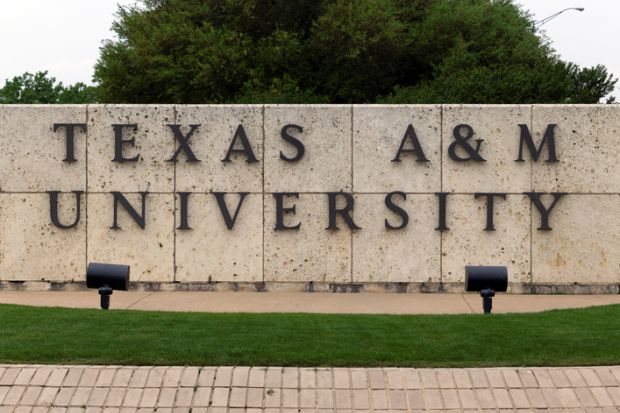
[57,83,99,104]
[1,303,620,366]
[0,71,98,104]
[94,0,617,104]
[566,64,617,104]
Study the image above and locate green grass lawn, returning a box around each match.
[0,303,619,367]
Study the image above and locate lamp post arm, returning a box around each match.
[536,7,584,27]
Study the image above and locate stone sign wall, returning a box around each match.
[0,104,618,293]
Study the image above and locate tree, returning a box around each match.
[93,0,616,104]
[0,71,98,104]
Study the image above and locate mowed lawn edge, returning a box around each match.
[0,303,618,367]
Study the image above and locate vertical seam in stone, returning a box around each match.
[350,104,354,283]
[172,105,178,283]
[85,105,89,276]
[261,104,266,284]
[439,104,444,286]
[530,104,534,285]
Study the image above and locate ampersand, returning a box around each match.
[448,124,486,162]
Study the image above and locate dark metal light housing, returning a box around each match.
[465,266,508,314]
[86,262,130,310]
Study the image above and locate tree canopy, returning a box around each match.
[92,0,617,104]
[10,1,617,105]
[0,71,98,104]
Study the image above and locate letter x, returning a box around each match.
[167,124,201,162]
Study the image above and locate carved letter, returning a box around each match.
[525,192,566,231]
[48,191,83,229]
[448,124,486,162]
[515,124,558,162]
[391,125,429,162]
[111,192,148,229]
[177,192,191,230]
[213,192,249,230]
[474,193,507,231]
[221,125,258,163]
[273,193,301,230]
[384,191,409,230]
[435,192,450,231]
[280,124,305,162]
[167,124,201,163]
[326,193,361,230]
[53,123,86,163]
[112,124,140,163]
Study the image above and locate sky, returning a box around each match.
[517,0,620,100]
[0,0,618,100]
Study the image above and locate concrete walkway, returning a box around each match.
[1,365,620,411]
[1,291,620,314]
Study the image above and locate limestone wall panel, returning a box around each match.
[87,105,174,192]
[442,105,531,193]
[0,193,85,281]
[87,193,174,282]
[264,105,351,192]
[441,194,531,284]
[352,105,441,193]
[0,105,617,289]
[175,105,263,193]
[532,194,620,284]
[532,105,620,192]
[352,194,440,283]
[0,105,87,192]
[264,194,351,283]
[175,193,262,282]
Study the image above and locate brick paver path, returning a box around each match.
[1,365,620,412]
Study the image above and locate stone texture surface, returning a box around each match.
[352,194,440,283]
[264,194,351,283]
[87,105,174,192]
[175,193,262,282]
[532,194,620,284]
[533,105,620,192]
[0,194,85,281]
[264,105,351,192]
[353,105,441,193]
[441,194,531,283]
[0,105,619,288]
[442,105,531,193]
[1,365,620,410]
[87,193,174,282]
[0,105,87,192]
[175,105,263,193]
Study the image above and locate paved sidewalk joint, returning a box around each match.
[1,365,620,411]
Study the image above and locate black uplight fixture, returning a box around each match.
[86,262,130,310]
[465,266,508,314]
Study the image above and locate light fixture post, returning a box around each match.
[536,7,584,27]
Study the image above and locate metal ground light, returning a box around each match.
[86,262,130,310]
[465,266,508,314]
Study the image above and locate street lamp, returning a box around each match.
[536,7,584,27]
